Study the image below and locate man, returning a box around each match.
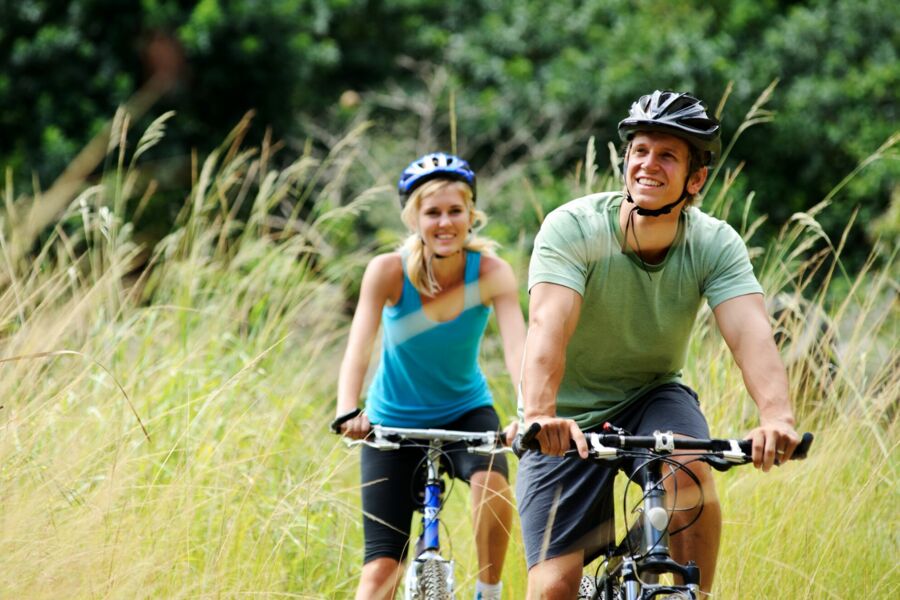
[516,90,800,598]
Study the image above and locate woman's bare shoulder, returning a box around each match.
[368,252,403,275]
[479,253,513,275]
[478,253,518,298]
[364,252,404,304]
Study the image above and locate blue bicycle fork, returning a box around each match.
[421,444,442,552]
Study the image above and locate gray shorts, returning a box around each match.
[515,383,709,569]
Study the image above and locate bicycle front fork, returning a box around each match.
[632,458,701,593]
[619,558,700,599]
[404,444,455,599]
[637,457,670,559]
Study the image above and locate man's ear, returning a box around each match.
[687,166,708,195]
[621,143,631,180]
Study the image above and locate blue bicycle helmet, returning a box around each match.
[397,152,477,207]
[618,90,721,166]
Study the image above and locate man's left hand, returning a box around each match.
[746,418,800,472]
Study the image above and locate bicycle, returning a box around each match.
[339,420,511,600]
[514,423,814,600]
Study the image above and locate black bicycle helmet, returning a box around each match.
[397,152,477,207]
[618,90,721,166]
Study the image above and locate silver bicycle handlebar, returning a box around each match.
[345,425,512,455]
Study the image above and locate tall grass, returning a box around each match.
[1,96,897,599]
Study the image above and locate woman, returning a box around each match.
[333,152,526,600]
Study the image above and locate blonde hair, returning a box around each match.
[400,179,497,297]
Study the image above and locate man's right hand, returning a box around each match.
[526,416,589,458]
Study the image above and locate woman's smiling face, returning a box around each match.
[417,185,472,257]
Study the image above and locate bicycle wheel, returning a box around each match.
[578,574,598,599]
[418,558,452,600]
[584,574,623,600]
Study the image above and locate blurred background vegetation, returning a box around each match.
[1,2,897,597]
[2,0,897,273]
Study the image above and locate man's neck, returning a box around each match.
[619,201,683,264]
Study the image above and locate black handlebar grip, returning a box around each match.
[329,408,362,434]
[792,432,814,460]
[512,422,543,456]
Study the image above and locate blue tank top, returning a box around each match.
[366,251,493,427]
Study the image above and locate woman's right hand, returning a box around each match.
[502,420,519,447]
[339,411,371,440]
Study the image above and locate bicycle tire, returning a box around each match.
[419,558,452,600]
[584,573,624,600]
[578,574,598,599]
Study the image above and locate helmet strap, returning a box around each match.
[622,150,693,217]
[623,181,690,217]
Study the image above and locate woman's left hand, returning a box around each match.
[340,411,372,440]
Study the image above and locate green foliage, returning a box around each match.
[729,0,900,247]
[0,0,139,178]
[0,0,897,268]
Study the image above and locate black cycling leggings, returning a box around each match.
[360,406,509,563]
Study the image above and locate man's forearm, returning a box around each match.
[744,372,793,424]
[737,336,794,424]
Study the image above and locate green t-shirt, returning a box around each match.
[526,192,763,429]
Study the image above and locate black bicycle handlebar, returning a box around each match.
[510,422,539,455]
[512,422,814,465]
